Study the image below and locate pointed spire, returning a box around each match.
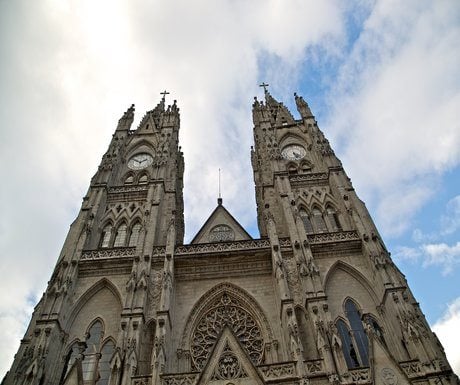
[294,92,314,119]
[116,104,135,131]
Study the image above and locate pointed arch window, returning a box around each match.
[336,299,369,369]
[100,224,112,248]
[365,315,386,348]
[336,319,360,368]
[61,320,116,385]
[326,206,342,231]
[124,175,134,184]
[312,208,327,232]
[113,223,127,247]
[60,342,80,384]
[138,174,148,184]
[128,223,142,247]
[299,209,314,234]
[345,299,369,366]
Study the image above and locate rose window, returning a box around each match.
[209,225,235,242]
[190,293,264,370]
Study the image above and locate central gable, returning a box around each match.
[191,201,252,244]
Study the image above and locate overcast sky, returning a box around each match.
[1,0,459,377]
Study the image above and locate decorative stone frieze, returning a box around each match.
[80,247,136,260]
[258,362,296,380]
[161,374,198,385]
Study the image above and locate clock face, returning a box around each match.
[281,145,306,161]
[127,153,154,170]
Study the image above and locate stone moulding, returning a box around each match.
[305,359,323,375]
[161,373,198,385]
[81,232,359,261]
[80,247,136,261]
[132,375,152,385]
[289,172,329,186]
[341,368,371,384]
[307,230,360,244]
[258,362,297,380]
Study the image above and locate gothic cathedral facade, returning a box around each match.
[3,91,458,385]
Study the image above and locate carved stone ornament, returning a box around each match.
[190,292,264,370]
[381,368,398,385]
[211,343,247,380]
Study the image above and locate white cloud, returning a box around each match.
[432,298,460,374]
[441,195,460,236]
[422,242,460,275]
[393,242,460,275]
[325,0,460,237]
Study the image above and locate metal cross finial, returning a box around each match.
[160,90,170,100]
[259,82,269,93]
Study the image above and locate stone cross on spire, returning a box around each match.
[160,90,170,101]
[259,82,269,93]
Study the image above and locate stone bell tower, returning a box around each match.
[3,94,185,385]
[250,87,458,384]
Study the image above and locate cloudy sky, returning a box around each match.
[1,0,459,377]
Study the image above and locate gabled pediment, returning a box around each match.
[191,201,252,244]
[196,326,265,385]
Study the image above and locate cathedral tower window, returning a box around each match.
[124,175,134,184]
[113,223,127,247]
[299,209,314,234]
[77,320,115,385]
[128,222,142,246]
[100,224,112,248]
[138,174,148,184]
[336,299,370,368]
[326,205,342,231]
[312,207,327,232]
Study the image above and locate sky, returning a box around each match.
[0,0,459,377]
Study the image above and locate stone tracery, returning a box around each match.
[190,292,264,370]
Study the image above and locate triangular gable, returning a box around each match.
[191,201,252,244]
[370,334,411,385]
[196,325,265,385]
[62,359,83,385]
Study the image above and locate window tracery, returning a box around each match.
[312,208,327,232]
[61,320,115,385]
[299,209,314,234]
[128,223,142,247]
[113,223,127,247]
[326,206,342,231]
[190,292,263,370]
[100,224,112,248]
[209,225,235,242]
[336,299,370,369]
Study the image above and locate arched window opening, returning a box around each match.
[124,175,134,184]
[336,319,359,368]
[100,225,112,248]
[128,223,142,247]
[138,174,148,184]
[82,321,103,382]
[345,299,369,367]
[99,340,115,385]
[312,208,327,232]
[288,164,297,174]
[301,162,311,173]
[365,315,386,347]
[113,224,127,247]
[299,209,314,234]
[326,206,342,231]
[65,320,116,385]
[60,343,80,384]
